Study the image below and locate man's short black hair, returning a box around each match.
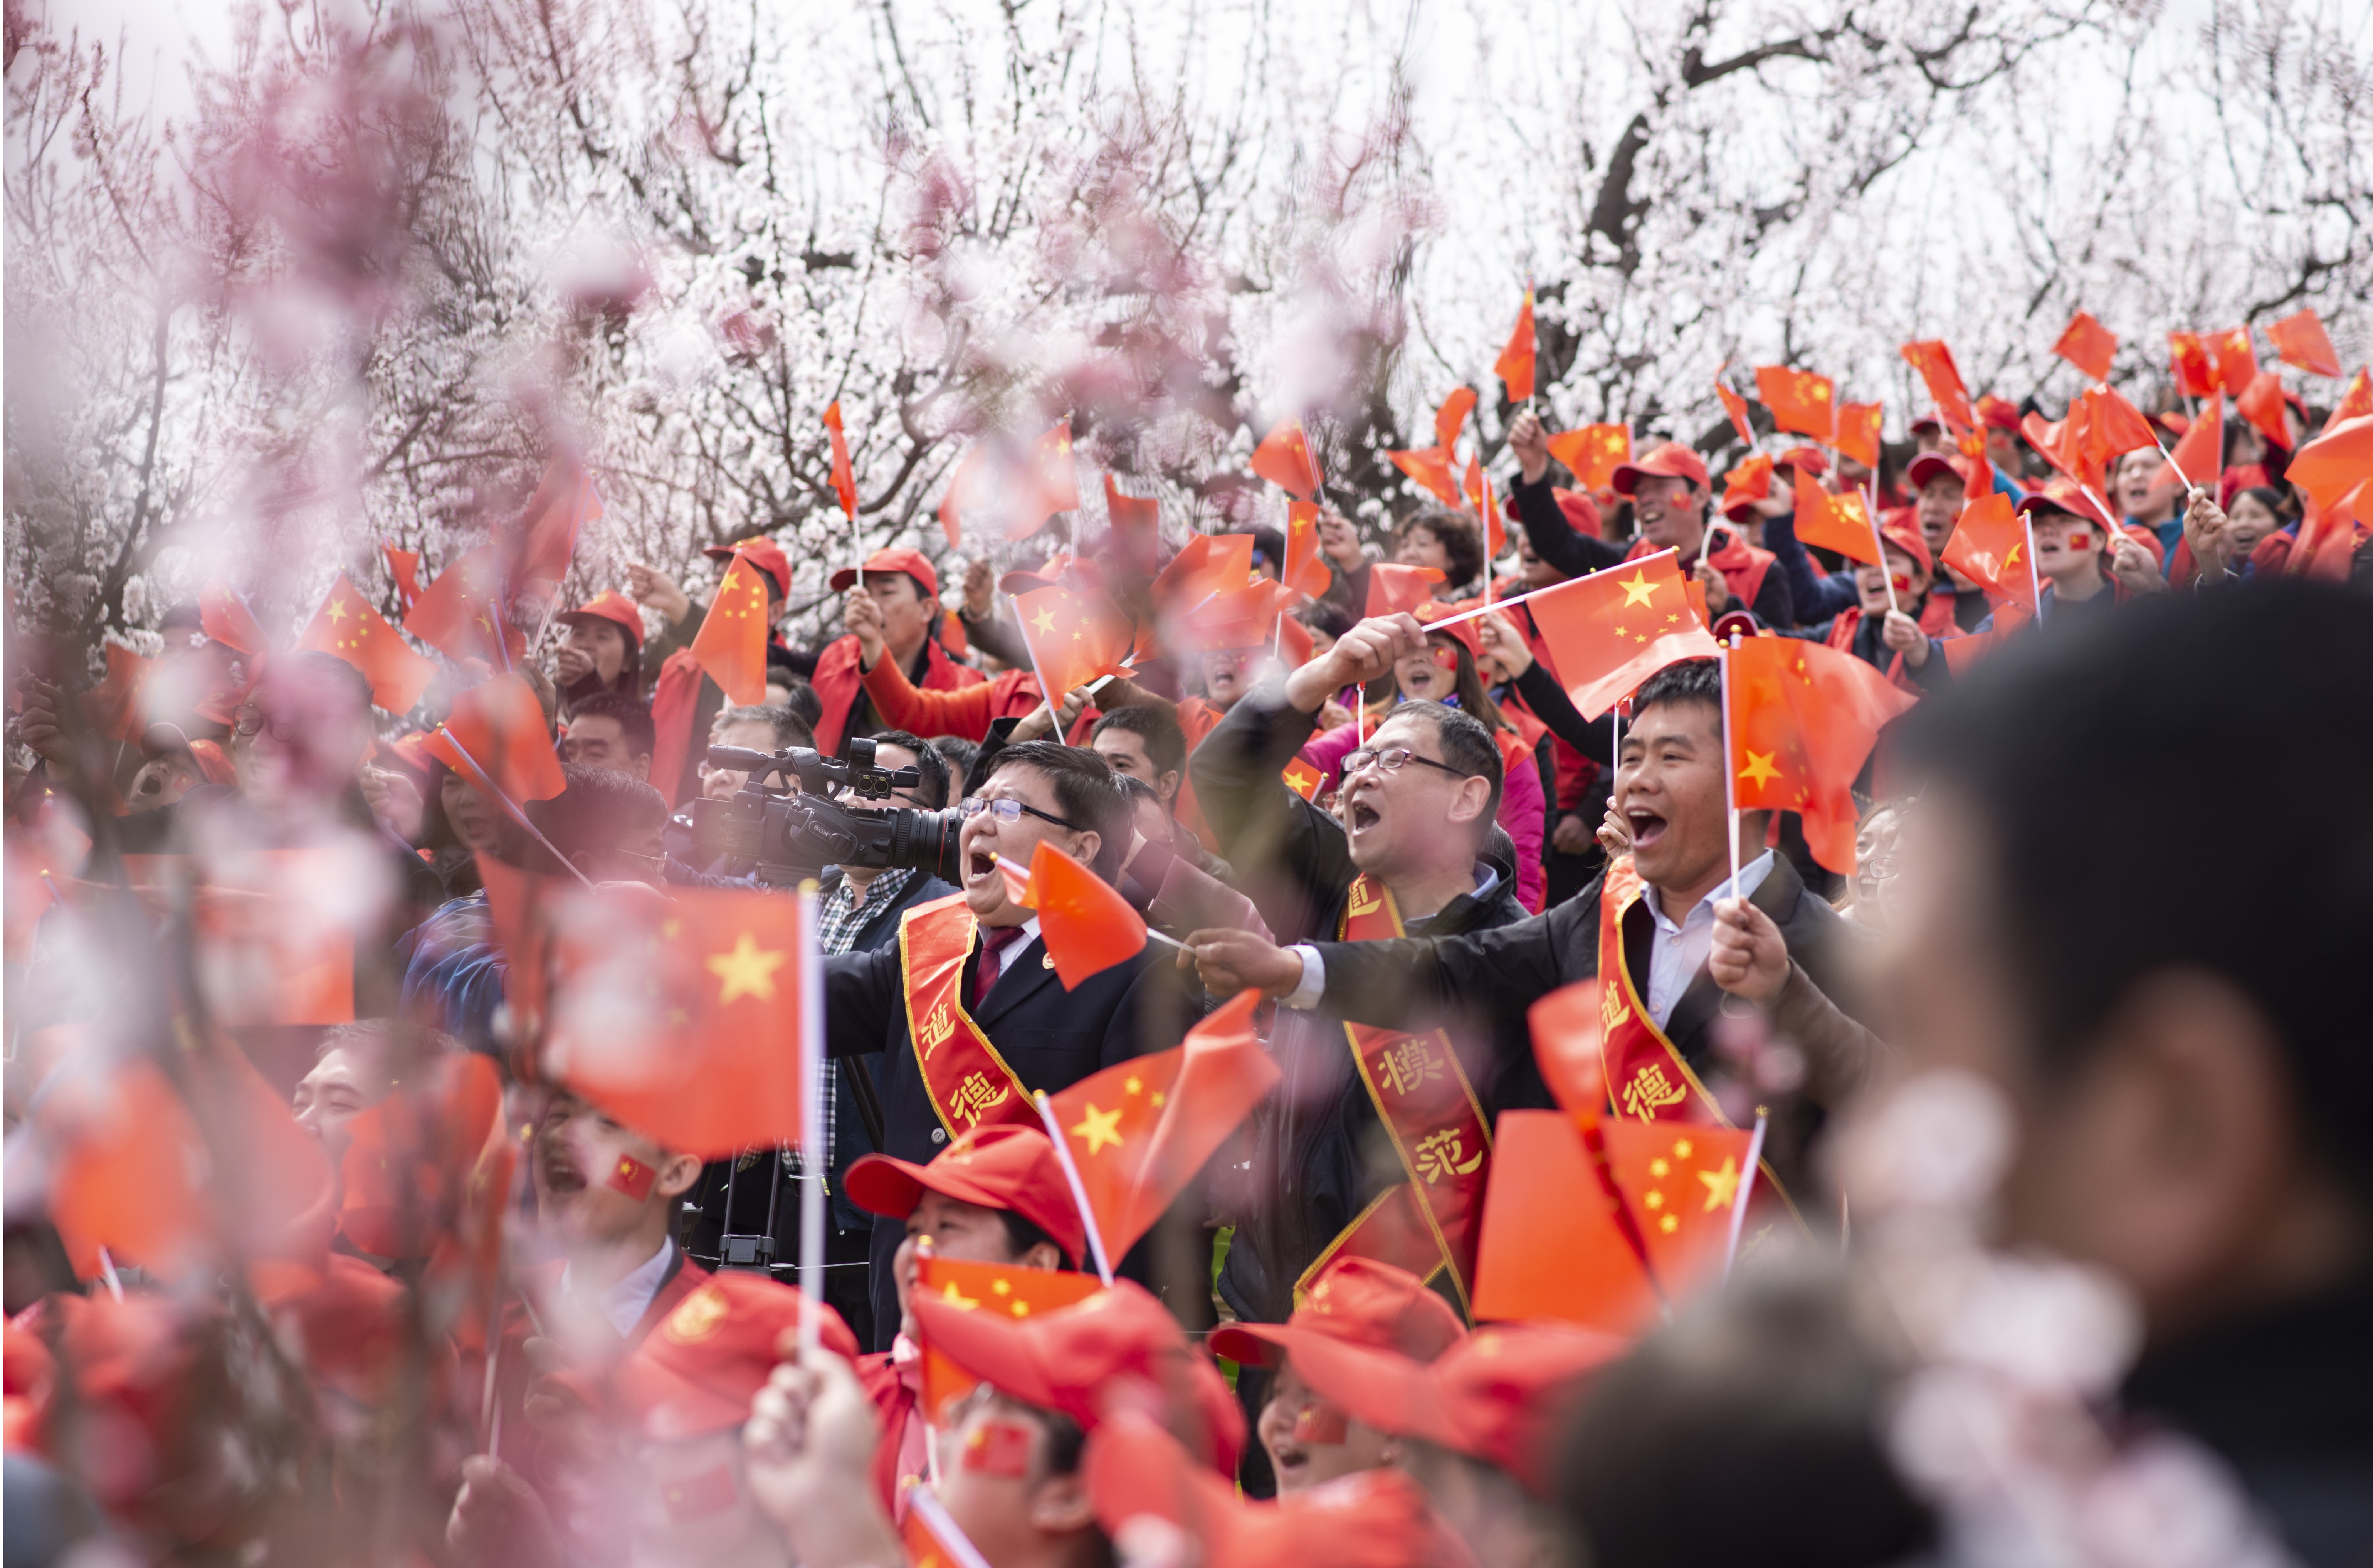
[1247,524,1286,576]
[1901,581,2373,1197]
[978,740,1131,879]
[1089,704,1186,780]
[519,763,668,867]
[1629,657,1723,724]
[997,1208,1069,1269]
[714,703,815,753]
[1375,699,1504,825]
[569,690,655,759]
[929,735,980,796]
[764,668,825,733]
[869,729,950,810]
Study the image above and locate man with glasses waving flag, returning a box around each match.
[1170,609,1531,1485]
[819,739,1198,1350]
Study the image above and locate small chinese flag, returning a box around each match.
[1526,980,1605,1129]
[688,550,772,707]
[1178,577,1287,653]
[1790,468,1882,566]
[1469,1110,1659,1335]
[200,577,270,657]
[42,1054,215,1280]
[1282,754,1323,800]
[1012,418,1081,540]
[1832,402,1882,470]
[2051,310,2118,381]
[502,459,603,601]
[1600,1121,1758,1301]
[1463,456,1504,556]
[1363,563,1445,617]
[1754,366,1837,442]
[296,573,437,714]
[1495,288,1538,403]
[2169,332,2219,400]
[1151,533,1255,608]
[1943,492,2039,613]
[2210,327,2258,395]
[2020,408,2108,499]
[1726,636,1918,876]
[1545,424,1631,491]
[404,545,523,667]
[1719,454,1774,515]
[916,1255,1105,1421]
[823,401,859,522]
[2236,370,2293,450]
[1386,445,1461,506]
[1717,377,1756,446]
[2286,415,2373,519]
[1103,474,1160,559]
[2266,309,2342,378]
[607,1153,657,1201]
[1434,387,1478,454]
[2084,383,2159,458]
[1526,552,1721,720]
[1281,501,1333,600]
[1046,989,1279,1259]
[1956,430,1996,500]
[1015,582,1131,700]
[938,442,991,548]
[1276,611,1316,673]
[545,883,804,1158]
[384,548,422,613]
[426,672,566,804]
[2325,367,2372,435]
[2156,392,2223,490]
[1250,417,1321,500]
[1900,340,1976,433]
[1030,840,1146,989]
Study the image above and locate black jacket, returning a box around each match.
[1301,854,1861,1191]
[1190,687,1533,1326]
[1511,471,1795,629]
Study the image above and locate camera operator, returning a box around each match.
[818,740,1191,1348]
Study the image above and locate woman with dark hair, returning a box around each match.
[1294,607,1549,911]
[1392,508,1486,598]
[551,592,645,707]
[2174,484,2296,585]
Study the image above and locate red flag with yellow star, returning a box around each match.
[1754,366,1836,442]
[1726,636,1918,876]
[1832,402,1882,470]
[2210,327,2258,395]
[296,573,437,714]
[1600,1121,1758,1301]
[1544,424,1630,491]
[1362,564,1444,617]
[425,671,566,804]
[1029,840,1147,989]
[1791,470,1883,567]
[823,402,859,522]
[2267,309,2342,379]
[1941,491,2039,613]
[1900,339,1975,433]
[1012,418,1081,540]
[404,545,524,667]
[543,883,804,1158]
[1281,501,1333,600]
[1434,386,1478,454]
[1717,376,1756,446]
[1495,289,1538,403]
[200,578,270,656]
[2236,370,2293,450]
[688,550,773,707]
[2324,367,2371,435]
[2051,310,2118,381]
[2169,332,2218,399]
[915,1254,1106,1421]
[1527,553,1721,719]
[1719,454,1774,515]
[1386,444,1460,506]
[1015,582,1131,700]
[1044,989,1278,1261]
[1281,753,1324,800]
[1469,1110,1660,1335]
[1251,417,1321,500]
[2156,392,2223,490]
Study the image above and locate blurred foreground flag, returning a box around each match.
[1495,288,1537,403]
[1726,636,1917,876]
[1029,841,1146,989]
[1526,552,1720,719]
[296,573,435,714]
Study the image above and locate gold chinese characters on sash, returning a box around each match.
[899,894,1035,1140]
[1297,874,1494,1318]
[1596,855,1728,1125]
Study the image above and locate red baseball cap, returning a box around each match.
[827,545,940,600]
[558,590,646,648]
[845,1125,1086,1268]
[2017,478,2113,528]
[1908,413,1944,435]
[1775,445,1830,479]
[611,1272,859,1440]
[1501,487,1602,542]
[1287,1320,1623,1497]
[1610,441,1709,495]
[1976,394,2022,432]
[1208,1257,1465,1371]
[910,1279,1246,1474]
[1904,451,1969,492]
[1875,512,1934,575]
[703,536,793,599]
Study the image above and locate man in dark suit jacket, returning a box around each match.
[1191,657,1877,1195]
[823,740,1190,1346]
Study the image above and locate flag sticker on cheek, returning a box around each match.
[608,1153,657,1201]
[2064,531,2092,551]
[1294,1402,1350,1445]
[963,1420,1035,1477]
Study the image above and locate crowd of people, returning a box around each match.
[4,353,2371,1568]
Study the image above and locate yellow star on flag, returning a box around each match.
[1738,750,1781,787]
[1032,607,1059,634]
[1618,570,1660,608]
[940,1279,980,1310]
[706,932,788,1004]
[1699,1156,1741,1212]
[1070,1102,1125,1156]
[328,597,349,624]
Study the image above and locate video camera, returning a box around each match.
[687,736,963,886]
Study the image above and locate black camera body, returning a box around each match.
[688,737,961,886]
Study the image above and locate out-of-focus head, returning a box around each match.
[233,651,375,811]
[561,691,655,781]
[1200,646,1252,709]
[1881,583,2373,1339]
[531,1089,701,1250]
[292,1020,423,1170]
[1394,510,1483,587]
[519,763,669,885]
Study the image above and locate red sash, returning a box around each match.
[1596,856,1728,1125]
[898,895,1035,1138]
[1296,876,1494,1318]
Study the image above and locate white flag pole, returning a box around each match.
[797,880,825,1365]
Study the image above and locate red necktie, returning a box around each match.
[973,924,1027,1005]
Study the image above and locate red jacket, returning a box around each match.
[813,634,985,757]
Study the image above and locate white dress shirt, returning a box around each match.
[1281,865,1500,1011]
[561,1236,677,1339]
[1639,850,1776,1027]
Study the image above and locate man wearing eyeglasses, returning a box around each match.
[820,739,1190,1349]
[1181,610,1529,1487]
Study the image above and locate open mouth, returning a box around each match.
[1269,1439,1309,1476]
[1625,808,1668,850]
[968,849,996,883]
[1347,798,1382,834]
[541,1153,587,1196]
